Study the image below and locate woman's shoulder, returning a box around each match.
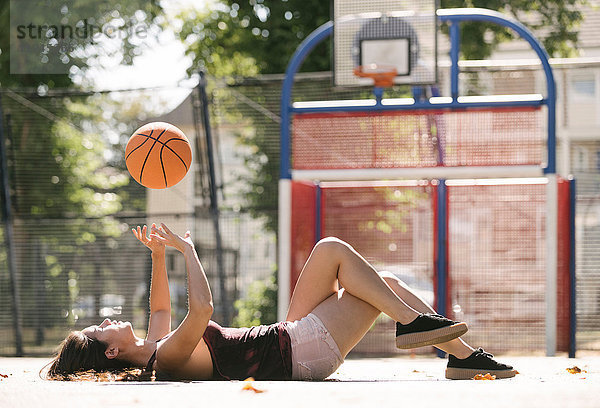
[154,327,214,380]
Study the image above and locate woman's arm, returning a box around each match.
[151,224,213,370]
[132,224,171,341]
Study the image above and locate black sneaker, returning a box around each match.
[395,313,468,349]
[445,348,517,379]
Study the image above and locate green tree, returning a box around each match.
[0,0,164,88]
[174,0,587,326]
[0,91,128,344]
[0,1,166,349]
[175,0,587,225]
[178,0,330,78]
[177,0,586,77]
[233,269,278,327]
[441,0,586,59]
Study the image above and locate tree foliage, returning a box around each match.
[233,270,278,327]
[177,0,586,81]
[0,0,164,88]
[177,0,330,78]
[441,0,586,59]
[0,1,166,341]
[0,91,129,333]
[174,0,587,230]
[171,0,589,326]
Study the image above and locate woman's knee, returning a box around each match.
[313,237,353,256]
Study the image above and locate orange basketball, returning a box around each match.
[125,122,192,189]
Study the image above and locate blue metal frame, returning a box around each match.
[291,99,545,114]
[436,180,448,358]
[315,182,322,243]
[569,177,577,358]
[449,22,460,99]
[436,180,448,317]
[280,21,333,180]
[279,9,557,178]
[280,8,559,355]
[438,9,556,174]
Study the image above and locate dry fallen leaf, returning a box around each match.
[473,373,496,380]
[566,366,587,374]
[242,377,265,393]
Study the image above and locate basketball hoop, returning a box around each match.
[353,64,398,87]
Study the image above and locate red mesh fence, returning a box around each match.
[448,180,570,353]
[290,180,571,354]
[290,181,317,298]
[292,107,545,170]
[557,179,572,352]
[320,182,434,354]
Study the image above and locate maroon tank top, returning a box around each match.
[202,320,292,380]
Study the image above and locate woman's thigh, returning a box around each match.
[310,289,381,358]
[286,238,346,322]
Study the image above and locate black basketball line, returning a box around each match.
[159,138,191,187]
[160,149,168,188]
[133,131,184,149]
[139,128,167,185]
[133,132,189,169]
[161,138,190,170]
[125,133,151,161]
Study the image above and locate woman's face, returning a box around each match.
[81,318,135,346]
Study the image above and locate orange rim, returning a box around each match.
[353,65,397,87]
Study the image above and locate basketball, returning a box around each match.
[125,122,192,189]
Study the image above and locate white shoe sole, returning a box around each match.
[395,322,468,349]
[445,367,517,380]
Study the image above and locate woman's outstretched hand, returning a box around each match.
[132,224,165,254]
[151,223,194,254]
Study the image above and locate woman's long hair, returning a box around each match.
[43,331,134,380]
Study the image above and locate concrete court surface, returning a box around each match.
[0,354,598,408]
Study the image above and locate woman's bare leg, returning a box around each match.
[286,237,420,325]
[310,290,380,357]
[378,271,474,359]
[307,273,474,359]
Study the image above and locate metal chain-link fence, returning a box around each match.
[1,57,600,356]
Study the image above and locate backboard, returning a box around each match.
[333,0,438,87]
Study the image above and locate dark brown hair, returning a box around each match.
[44,331,131,380]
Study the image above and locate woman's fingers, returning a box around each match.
[160,223,173,235]
[134,226,143,241]
[132,225,155,244]
[149,233,167,243]
[152,225,167,238]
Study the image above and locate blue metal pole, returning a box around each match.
[437,179,448,318]
[373,87,384,104]
[436,179,448,358]
[449,22,460,100]
[569,177,577,358]
[315,182,322,243]
[438,9,556,174]
[411,86,423,101]
[280,22,333,180]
